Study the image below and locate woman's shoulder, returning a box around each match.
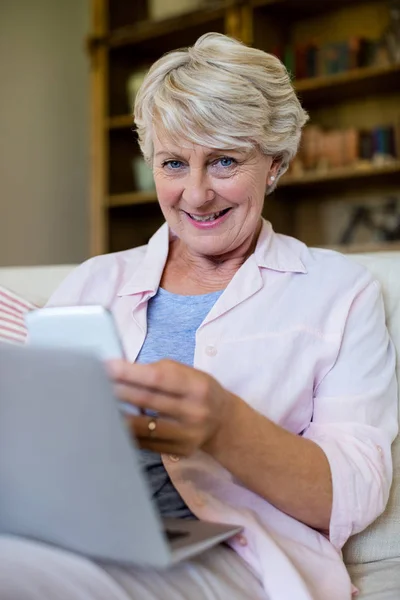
[261,222,376,294]
[47,244,148,307]
[81,244,147,277]
[268,238,383,331]
[300,242,378,296]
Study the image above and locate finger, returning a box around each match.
[127,414,185,443]
[132,422,193,457]
[108,359,198,397]
[126,414,199,458]
[114,383,187,420]
[137,440,187,456]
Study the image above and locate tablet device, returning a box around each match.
[25,305,139,416]
[25,305,124,361]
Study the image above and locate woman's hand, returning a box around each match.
[107,359,235,457]
[108,359,333,530]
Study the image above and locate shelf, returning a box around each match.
[106,6,228,48]
[108,165,400,208]
[280,161,400,188]
[107,63,400,129]
[108,191,158,208]
[252,0,371,18]
[107,115,133,130]
[294,64,400,106]
[108,164,400,208]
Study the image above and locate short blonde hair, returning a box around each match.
[134,33,308,190]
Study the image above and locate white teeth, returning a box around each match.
[189,210,226,222]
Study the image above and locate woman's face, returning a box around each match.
[152,133,276,259]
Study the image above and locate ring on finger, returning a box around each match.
[147,417,158,438]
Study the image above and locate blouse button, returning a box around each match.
[237,534,248,546]
[376,445,384,456]
[205,345,217,357]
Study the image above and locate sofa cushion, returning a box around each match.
[0,265,76,307]
[0,286,36,344]
[347,558,400,599]
[343,253,400,564]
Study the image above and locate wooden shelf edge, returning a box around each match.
[251,0,376,14]
[107,115,133,130]
[295,63,400,95]
[108,5,228,48]
[251,0,278,7]
[109,164,400,205]
[280,162,400,187]
[106,64,400,131]
[109,192,158,207]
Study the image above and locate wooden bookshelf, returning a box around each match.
[109,191,157,208]
[107,6,229,48]
[281,161,400,188]
[251,0,371,17]
[89,0,400,256]
[107,115,133,130]
[107,162,400,207]
[106,162,400,209]
[107,62,400,130]
[295,63,400,106]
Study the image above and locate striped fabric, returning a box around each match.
[0,286,37,344]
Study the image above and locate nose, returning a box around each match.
[182,167,215,208]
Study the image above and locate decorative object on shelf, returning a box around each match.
[148,0,203,21]
[320,195,400,246]
[339,196,400,245]
[126,68,149,112]
[384,0,400,63]
[132,156,156,192]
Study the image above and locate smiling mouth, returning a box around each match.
[185,208,231,222]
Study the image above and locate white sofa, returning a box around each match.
[0,255,399,599]
[0,265,76,307]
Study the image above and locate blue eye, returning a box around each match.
[218,157,235,168]
[164,160,183,169]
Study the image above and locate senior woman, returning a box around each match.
[0,33,397,600]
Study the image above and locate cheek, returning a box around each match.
[154,175,181,208]
[217,172,265,206]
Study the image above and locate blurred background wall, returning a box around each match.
[0,0,90,266]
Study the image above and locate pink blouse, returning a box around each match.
[48,220,398,600]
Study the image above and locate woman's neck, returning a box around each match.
[160,225,261,295]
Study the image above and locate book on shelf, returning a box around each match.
[278,35,392,81]
[290,122,400,177]
[396,117,400,157]
[343,128,359,165]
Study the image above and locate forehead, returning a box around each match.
[153,132,248,159]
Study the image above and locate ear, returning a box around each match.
[266,158,283,187]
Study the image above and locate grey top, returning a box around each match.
[136,287,223,519]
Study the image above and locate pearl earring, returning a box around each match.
[269,176,275,183]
